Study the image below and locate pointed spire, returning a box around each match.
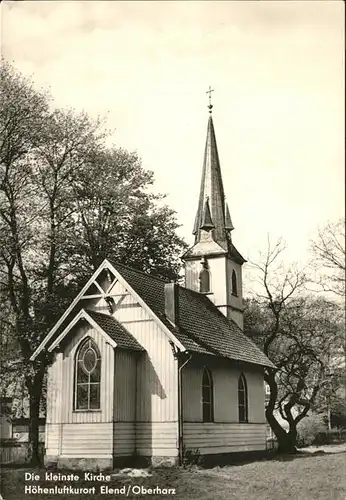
[193,113,227,248]
[200,197,215,230]
[183,93,246,266]
[225,202,234,231]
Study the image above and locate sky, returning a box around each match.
[1,1,344,282]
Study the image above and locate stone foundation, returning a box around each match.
[45,451,273,470]
[44,454,178,470]
[150,455,178,467]
[44,455,58,468]
[134,455,178,468]
[57,456,113,471]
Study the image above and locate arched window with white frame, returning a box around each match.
[238,373,248,423]
[74,337,101,410]
[202,367,214,422]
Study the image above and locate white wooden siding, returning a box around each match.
[46,352,63,424]
[182,365,203,422]
[114,350,136,421]
[46,276,179,461]
[45,322,115,459]
[246,371,266,423]
[113,421,179,458]
[59,323,114,424]
[136,422,178,457]
[45,423,60,456]
[182,360,265,424]
[183,423,266,454]
[60,423,113,457]
[46,422,114,458]
[113,422,135,456]
[104,279,178,423]
[44,269,267,462]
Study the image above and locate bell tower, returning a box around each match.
[182,89,246,329]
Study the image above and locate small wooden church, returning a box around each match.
[31,102,273,470]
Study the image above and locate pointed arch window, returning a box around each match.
[231,270,238,297]
[238,374,248,423]
[202,367,214,422]
[74,338,101,410]
[199,260,211,293]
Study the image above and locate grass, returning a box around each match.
[1,451,346,500]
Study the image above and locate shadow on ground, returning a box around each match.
[200,444,346,469]
[1,445,346,471]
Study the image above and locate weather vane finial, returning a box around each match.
[206,85,214,113]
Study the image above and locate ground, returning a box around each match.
[1,447,345,500]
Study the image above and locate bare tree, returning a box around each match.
[245,238,343,453]
[310,218,345,297]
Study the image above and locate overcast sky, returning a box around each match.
[1,1,344,277]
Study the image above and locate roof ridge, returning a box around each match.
[109,260,171,284]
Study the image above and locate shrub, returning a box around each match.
[182,446,202,468]
[297,414,328,447]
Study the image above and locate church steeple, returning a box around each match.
[182,90,246,330]
[193,115,228,248]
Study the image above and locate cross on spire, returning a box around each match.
[206,86,214,113]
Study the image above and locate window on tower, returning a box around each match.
[199,260,211,293]
[231,270,238,296]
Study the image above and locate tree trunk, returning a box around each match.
[265,405,287,443]
[28,389,42,466]
[277,428,298,454]
[266,408,298,453]
[264,370,295,452]
[26,366,45,467]
[264,371,299,454]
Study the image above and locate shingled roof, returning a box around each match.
[112,262,274,368]
[87,310,144,351]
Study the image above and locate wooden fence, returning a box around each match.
[0,441,44,464]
